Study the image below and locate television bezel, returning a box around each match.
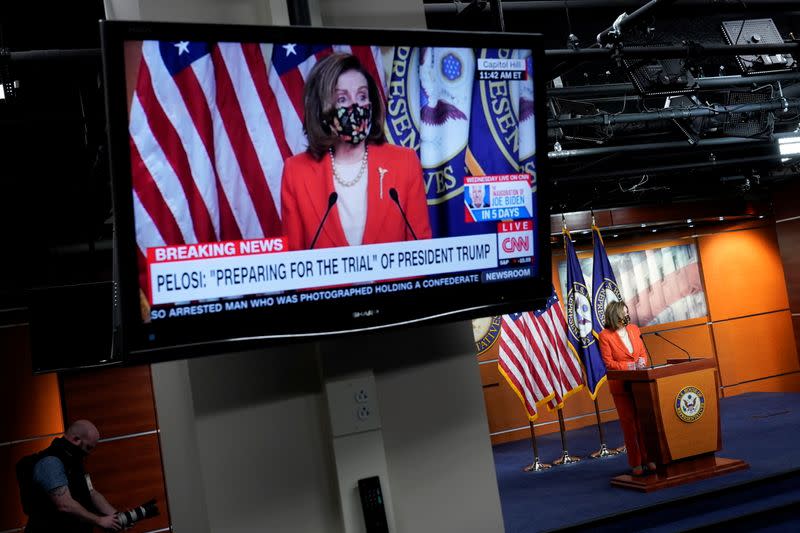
[101,20,552,361]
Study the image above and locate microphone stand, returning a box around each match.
[309,192,338,250]
[388,188,418,240]
[640,333,655,370]
[654,331,693,361]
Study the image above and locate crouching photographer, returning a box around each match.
[16,420,157,532]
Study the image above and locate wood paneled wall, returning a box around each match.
[0,325,63,532]
[773,179,800,373]
[480,221,800,446]
[699,225,800,396]
[61,365,171,532]
[0,320,170,532]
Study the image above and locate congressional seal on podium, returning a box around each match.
[675,386,706,423]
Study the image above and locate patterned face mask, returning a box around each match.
[326,103,371,145]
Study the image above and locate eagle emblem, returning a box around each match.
[675,386,705,423]
[566,282,596,348]
[419,48,469,126]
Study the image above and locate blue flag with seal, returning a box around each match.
[591,225,624,338]
[564,228,607,399]
[465,48,536,236]
[384,46,537,239]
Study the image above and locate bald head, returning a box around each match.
[65,419,100,454]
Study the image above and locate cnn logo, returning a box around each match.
[498,232,532,259]
[502,236,530,253]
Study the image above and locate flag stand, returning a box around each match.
[552,410,581,465]
[523,422,552,472]
[589,398,620,458]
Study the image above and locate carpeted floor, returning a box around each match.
[492,392,800,532]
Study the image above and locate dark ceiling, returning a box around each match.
[0,2,109,312]
[1,1,799,314]
[426,0,800,212]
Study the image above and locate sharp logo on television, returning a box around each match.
[497,220,533,260]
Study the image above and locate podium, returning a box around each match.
[606,358,748,492]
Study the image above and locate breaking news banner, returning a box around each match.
[464,174,533,223]
[476,57,527,80]
[146,234,500,306]
[148,271,491,320]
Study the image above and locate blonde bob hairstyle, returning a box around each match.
[302,53,386,160]
[604,301,629,330]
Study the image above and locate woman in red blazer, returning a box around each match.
[281,53,431,251]
[598,301,654,476]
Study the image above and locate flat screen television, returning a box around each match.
[101,20,551,359]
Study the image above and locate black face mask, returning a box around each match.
[325,104,371,145]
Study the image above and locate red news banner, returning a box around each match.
[149,238,285,262]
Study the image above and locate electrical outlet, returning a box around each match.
[326,373,382,437]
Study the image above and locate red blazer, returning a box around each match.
[280,143,432,250]
[598,324,649,393]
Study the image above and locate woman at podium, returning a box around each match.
[598,301,654,476]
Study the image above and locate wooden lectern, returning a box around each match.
[606,358,748,492]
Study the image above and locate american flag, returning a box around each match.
[558,243,707,327]
[128,39,386,290]
[498,291,585,421]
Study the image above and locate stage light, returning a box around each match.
[0,77,19,100]
[641,223,647,228]
[719,216,725,221]
[722,19,794,75]
[778,136,800,156]
[652,229,658,233]
[689,224,695,228]
[758,215,765,219]
[0,48,19,101]
[612,234,619,238]
[686,218,693,224]
[624,49,696,97]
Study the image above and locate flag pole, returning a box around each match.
[589,397,620,458]
[523,421,552,472]
[555,216,580,465]
[588,217,620,459]
[552,409,581,465]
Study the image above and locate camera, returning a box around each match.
[115,499,159,528]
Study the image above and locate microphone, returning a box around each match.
[309,192,338,250]
[654,331,692,361]
[640,333,655,370]
[389,188,418,240]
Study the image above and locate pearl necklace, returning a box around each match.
[330,145,368,187]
